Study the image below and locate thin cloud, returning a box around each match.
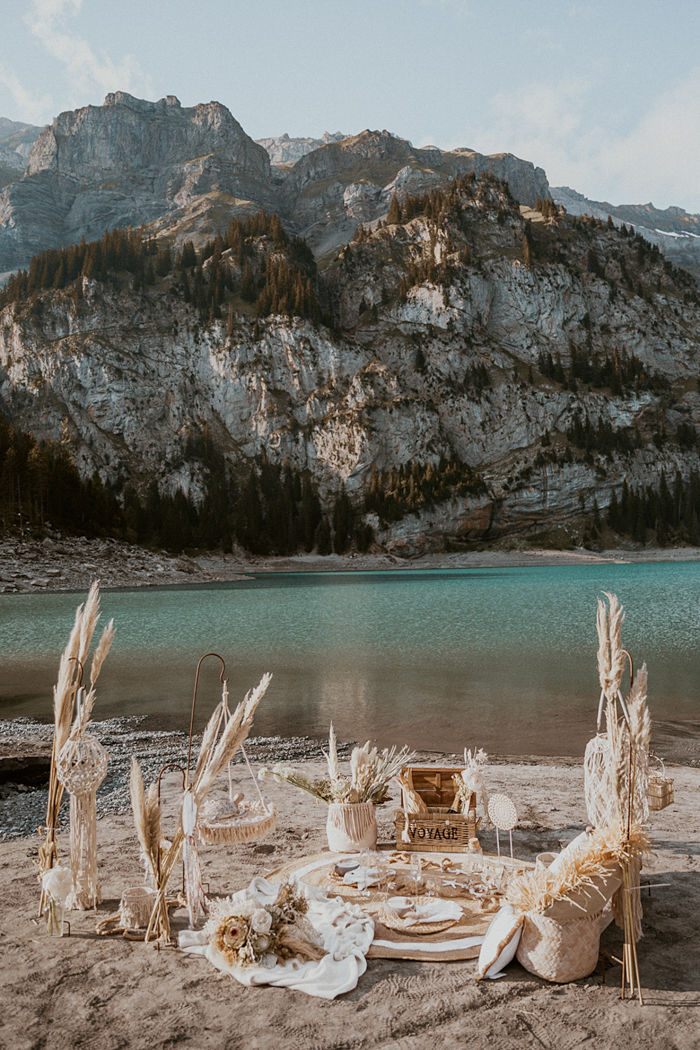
[0,63,53,125]
[23,0,153,109]
[472,71,700,212]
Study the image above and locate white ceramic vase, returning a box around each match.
[326,801,378,852]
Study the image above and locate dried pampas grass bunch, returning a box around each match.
[261,724,416,805]
[38,581,114,921]
[144,673,272,945]
[584,593,649,828]
[129,757,164,888]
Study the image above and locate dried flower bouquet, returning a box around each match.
[207,881,324,970]
[261,724,416,806]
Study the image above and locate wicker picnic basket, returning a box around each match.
[394,766,478,853]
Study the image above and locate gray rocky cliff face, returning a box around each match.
[1,188,698,552]
[257,131,346,166]
[0,120,41,183]
[281,132,550,257]
[0,94,274,275]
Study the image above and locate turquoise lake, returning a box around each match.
[1,563,698,760]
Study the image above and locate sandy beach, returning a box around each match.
[1,545,698,1047]
[1,533,700,594]
[1,752,698,1050]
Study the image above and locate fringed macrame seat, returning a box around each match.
[197,796,277,845]
[584,733,649,827]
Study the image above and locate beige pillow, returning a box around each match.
[475,904,523,980]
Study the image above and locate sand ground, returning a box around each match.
[1,758,698,1050]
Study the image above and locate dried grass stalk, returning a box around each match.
[129,757,163,886]
[395,770,429,816]
[145,673,272,944]
[507,822,650,915]
[597,592,626,703]
[90,619,115,688]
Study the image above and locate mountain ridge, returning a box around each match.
[1,95,697,281]
[0,93,549,277]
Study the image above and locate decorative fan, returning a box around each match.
[487,793,517,859]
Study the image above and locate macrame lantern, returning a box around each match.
[56,688,109,909]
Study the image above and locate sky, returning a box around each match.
[1,0,699,211]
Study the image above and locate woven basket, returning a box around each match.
[516,910,601,983]
[648,757,674,811]
[120,886,156,928]
[395,766,477,852]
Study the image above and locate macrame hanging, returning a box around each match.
[38,582,114,928]
[56,686,109,909]
[583,593,649,829]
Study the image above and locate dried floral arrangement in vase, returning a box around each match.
[453,748,489,820]
[261,725,415,851]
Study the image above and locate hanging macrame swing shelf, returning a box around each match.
[197,795,277,845]
[187,653,277,848]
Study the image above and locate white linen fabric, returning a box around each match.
[342,865,380,888]
[402,899,462,925]
[179,877,374,999]
[548,830,589,875]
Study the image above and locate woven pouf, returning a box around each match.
[516,911,601,983]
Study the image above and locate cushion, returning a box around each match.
[548,830,589,875]
[475,903,523,980]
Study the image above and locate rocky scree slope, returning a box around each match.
[0,93,548,277]
[0,174,698,553]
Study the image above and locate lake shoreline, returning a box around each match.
[2,532,700,595]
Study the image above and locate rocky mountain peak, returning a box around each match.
[103,91,182,110]
[25,91,268,180]
[551,186,700,278]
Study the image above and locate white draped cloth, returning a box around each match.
[179,877,374,999]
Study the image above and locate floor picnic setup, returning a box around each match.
[4,580,697,1049]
